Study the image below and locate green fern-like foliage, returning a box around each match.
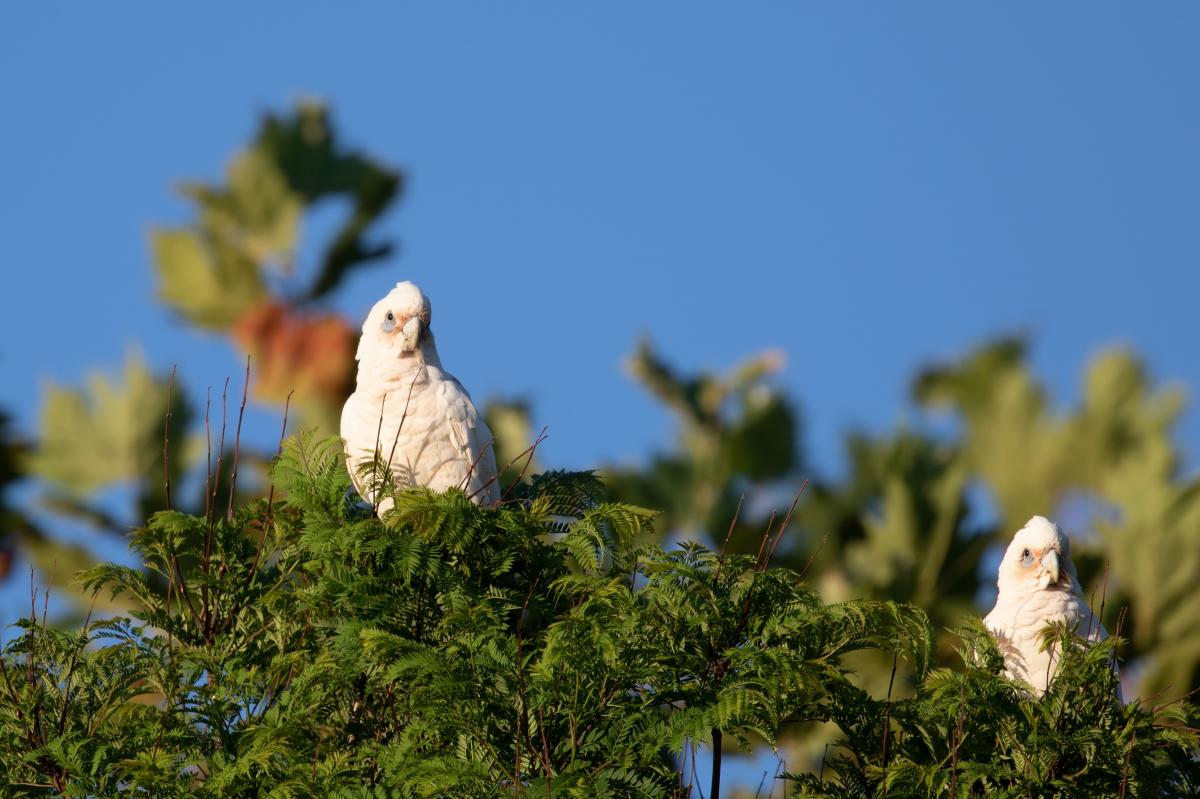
[790,621,1200,798]
[1,435,1193,797]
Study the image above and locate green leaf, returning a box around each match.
[150,227,266,329]
[31,352,185,495]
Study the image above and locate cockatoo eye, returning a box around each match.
[381,311,397,333]
[1020,548,1035,568]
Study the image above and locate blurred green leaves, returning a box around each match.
[151,227,267,329]
[256,101,403,299]
[605,340,797,544]
[152,101,401,330]
[31,352,187,499]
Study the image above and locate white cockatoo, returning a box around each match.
[341,281,500,512]
[984,516,1114,697]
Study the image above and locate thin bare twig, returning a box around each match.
[718,494,744,564]
[881,652,898,798]
[537,705,553,795]
[1153,684,1200,713]
[209,376,230,530]
[227,356,251,521]
[947,666,968,797]
[172,555,203,630]
[1098,562,1110,632]
[458,435,497,494]
[250,391,293,587]
[797,533,829,583]
[370,394,387,513]
[41,561,55,634]
[490,427,549,504]
[201,377,230,645]
[1109,606,1128,698]
[27,567,36,686]
[203,387,213,523]
[163,365,176,510]
[380,370,422,504]
[765,479,809,565]
[729,511,778,646]
[1118,728,1134,799]
[57,594,97,735]
[752,511,776,571]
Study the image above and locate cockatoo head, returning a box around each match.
[997,516,1078,594]
[355,281,434,364]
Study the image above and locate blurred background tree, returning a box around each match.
[3,101,1198,790]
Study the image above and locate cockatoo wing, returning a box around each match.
[984,593,1120,700]
[433,373,500,505]
[340,389,384,503]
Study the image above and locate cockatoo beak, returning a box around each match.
[398,317,423,353]
[1039,550,1060,589]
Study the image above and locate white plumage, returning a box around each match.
[341,281,500,512]
[983,516,1113,697]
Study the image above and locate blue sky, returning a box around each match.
[3,4,1198,791]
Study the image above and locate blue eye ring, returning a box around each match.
[1020,548,1035,567]
[381,310,397,333]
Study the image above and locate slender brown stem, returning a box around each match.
[172,555,203,630]
[238,391,292,628]
[729,512,777,645]
[371,394,387,513]
[202,378,230,645]
[1118,728,1134,799]
[752,511,776,570]
[250,391,292,588]
[537,705,553,794]
[27,567,36,686]
[381,370,422,506]
[208,377,230,530]
[713,493,744,586]
[1153,684,1200,713]
[227,356,251,521]
[881,652,898,798]
[57,595,97,735]
[948,666,967,798]
[203,387,213,522]
[797,533,829,583]
[490,427,549,503]
[458,435,497,494]
[1098,562,1110,629]
[765,479,809,565]
[163,365,176,510]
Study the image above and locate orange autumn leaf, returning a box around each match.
[232,301,356,410]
